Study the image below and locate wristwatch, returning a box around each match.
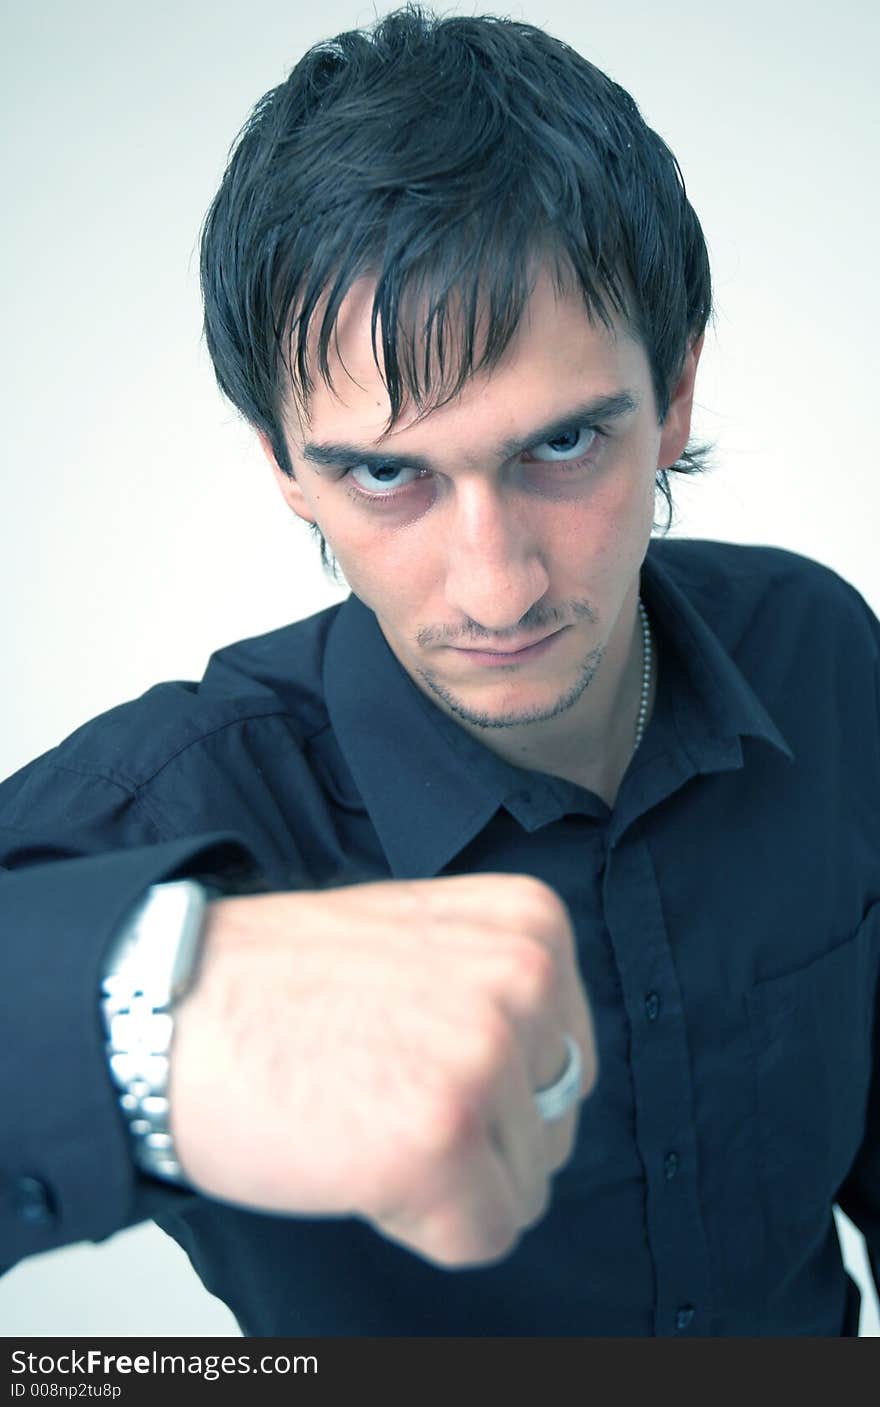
[100,878,218,1185]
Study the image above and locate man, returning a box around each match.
[2,6,878,1336]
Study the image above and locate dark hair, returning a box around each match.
[200,4,712,570]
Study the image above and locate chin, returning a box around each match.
[417,667,598,732]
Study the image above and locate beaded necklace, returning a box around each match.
[633,597,652,753]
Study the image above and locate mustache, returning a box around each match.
[416,599,597,648]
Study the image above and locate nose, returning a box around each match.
[443,480,550,632]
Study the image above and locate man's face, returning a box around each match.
[265,267,698,733]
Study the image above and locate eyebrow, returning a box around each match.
[298,391,640,474]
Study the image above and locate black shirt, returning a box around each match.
[2,538,879,1336]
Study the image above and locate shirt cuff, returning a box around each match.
[1,833,265,1269]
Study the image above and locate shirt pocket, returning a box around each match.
[745,902,880,1262]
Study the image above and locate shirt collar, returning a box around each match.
[640,545,794,767]
[323,540,794,878]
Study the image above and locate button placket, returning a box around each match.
[602,832,714,1336]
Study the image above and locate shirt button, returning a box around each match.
[664,1151,679,1180]
[675,1305,695,1331]
[12,1176,56,1226]
[645,991,661,1022]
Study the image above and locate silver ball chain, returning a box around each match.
[633,597,652,754]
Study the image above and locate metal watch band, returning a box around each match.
[100,879,218,1185]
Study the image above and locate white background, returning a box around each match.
[1,0,878,1335]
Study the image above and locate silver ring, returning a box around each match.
[533,1034,582,1122]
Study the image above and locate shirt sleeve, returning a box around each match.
[0,755,268,1272]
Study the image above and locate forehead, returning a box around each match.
[282,264,649,452]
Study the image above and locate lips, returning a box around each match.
[455,628,563,655]
[446,626,570,667]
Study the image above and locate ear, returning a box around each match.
[257,430,317,525]
[657,334,704,469]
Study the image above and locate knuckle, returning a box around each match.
[419,1090,484,1159]
[509,876,570,938]
[507,873,556,909]
[504,939,557,1009]
[463,1008,516,1082]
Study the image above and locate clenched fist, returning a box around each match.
[169,873,596,1268]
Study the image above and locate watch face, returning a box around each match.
[103,880,210,1007]
[160,881,211,1003]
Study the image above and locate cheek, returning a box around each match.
[540,465,654,575]
[604,448,657,538]
[325,515,440,619]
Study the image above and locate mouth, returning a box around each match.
[447,625,571,668]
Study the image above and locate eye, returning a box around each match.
[349,462,424,494]
[527,426,598,462]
